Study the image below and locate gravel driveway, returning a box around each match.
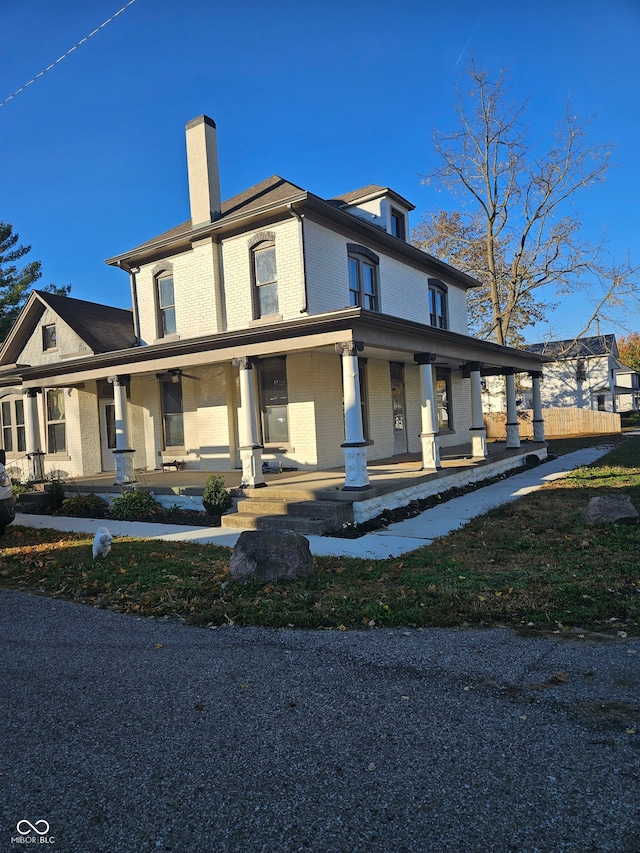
[1,589,638,852]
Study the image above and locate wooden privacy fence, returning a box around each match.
[484,408,621,439]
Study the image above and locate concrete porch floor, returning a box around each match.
[65,440,547,502]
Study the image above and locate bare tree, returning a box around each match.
[414,59,636,346]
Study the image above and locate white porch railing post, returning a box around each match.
[468,363,488,458]
[109,375,136,484]
[505,370,521,448]
[336,341,370,490]
[530,370,545,442]
[414,352,440,470]
[232,357,265,488]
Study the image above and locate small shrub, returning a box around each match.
[621,412,640,428]
[46,480,66,512]
[202,474,233,516]
[11,479,32,498]
[108,490,159,521]
[58,493,109,518]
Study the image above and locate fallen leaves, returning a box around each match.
[528,671,571,690]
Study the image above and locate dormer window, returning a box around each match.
[390,208,406,240]
[42,324,57,351]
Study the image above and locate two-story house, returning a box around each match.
[520,336,636,413]
[0,115,545,491]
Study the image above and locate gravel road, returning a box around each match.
[1,589,639,852]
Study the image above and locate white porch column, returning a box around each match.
[530,370,545,442]
[109,375,136,485]
[232,357,265,488]
[336,341,370,490]
[23,388,45,481]
[505,369,521,449]
[414,352,441,470]
[468,362,488,458]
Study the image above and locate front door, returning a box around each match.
[390,363,408,455]
[100,400,117,472]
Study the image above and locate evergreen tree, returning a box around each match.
[0,222,70,342]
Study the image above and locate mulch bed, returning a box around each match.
[325,458,549,538]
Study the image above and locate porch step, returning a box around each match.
[221,497,353,534]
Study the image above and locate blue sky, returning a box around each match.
[1,0,639,342]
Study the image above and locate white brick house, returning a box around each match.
[0,115,546,489]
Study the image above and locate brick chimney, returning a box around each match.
[185,115,221,226]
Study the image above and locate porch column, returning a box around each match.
[530,371,545,442]
[505,369,521,449]
[468,362,488,458]
[23,388,45,481]
[108,375,136,485]
[414,353,440,470]
[232,357,265,488]
[336,341,370,490]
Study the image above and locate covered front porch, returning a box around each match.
[62,438,547,534]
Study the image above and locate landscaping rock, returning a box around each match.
[230,529,313,583]
[583,494,639,525]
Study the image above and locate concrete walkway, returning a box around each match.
[13,444,613,558]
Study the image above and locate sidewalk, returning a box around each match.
[13,444,613,557]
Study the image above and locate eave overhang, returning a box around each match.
[106,194,482,291]
[0,309,547,389]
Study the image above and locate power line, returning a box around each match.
[0,0,137,108]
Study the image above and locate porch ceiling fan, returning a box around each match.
[151,369,201,383]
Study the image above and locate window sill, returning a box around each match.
[154,333,180,344]
[250,315,283,326]
[161,449,187,456]
[45,454,71,461]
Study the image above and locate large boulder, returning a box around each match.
[583,494,639,525]
[230,529,314,583]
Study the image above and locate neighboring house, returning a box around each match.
[482,334,640,416]
[0,115,545,489]
[524,335,639,413]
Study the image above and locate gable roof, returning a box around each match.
[0,290,136,367]
[525,334,618,359]
[37,291,136,353]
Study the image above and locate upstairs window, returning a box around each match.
[157,273,176,337]
[347,245,379,311]
[390,208,405,240]
[253,242,279,318]
[428,279,448,329]
[42,324,57,350]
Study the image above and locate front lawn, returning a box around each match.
[1,438,638,634]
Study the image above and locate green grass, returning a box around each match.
[1,436,639,634]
